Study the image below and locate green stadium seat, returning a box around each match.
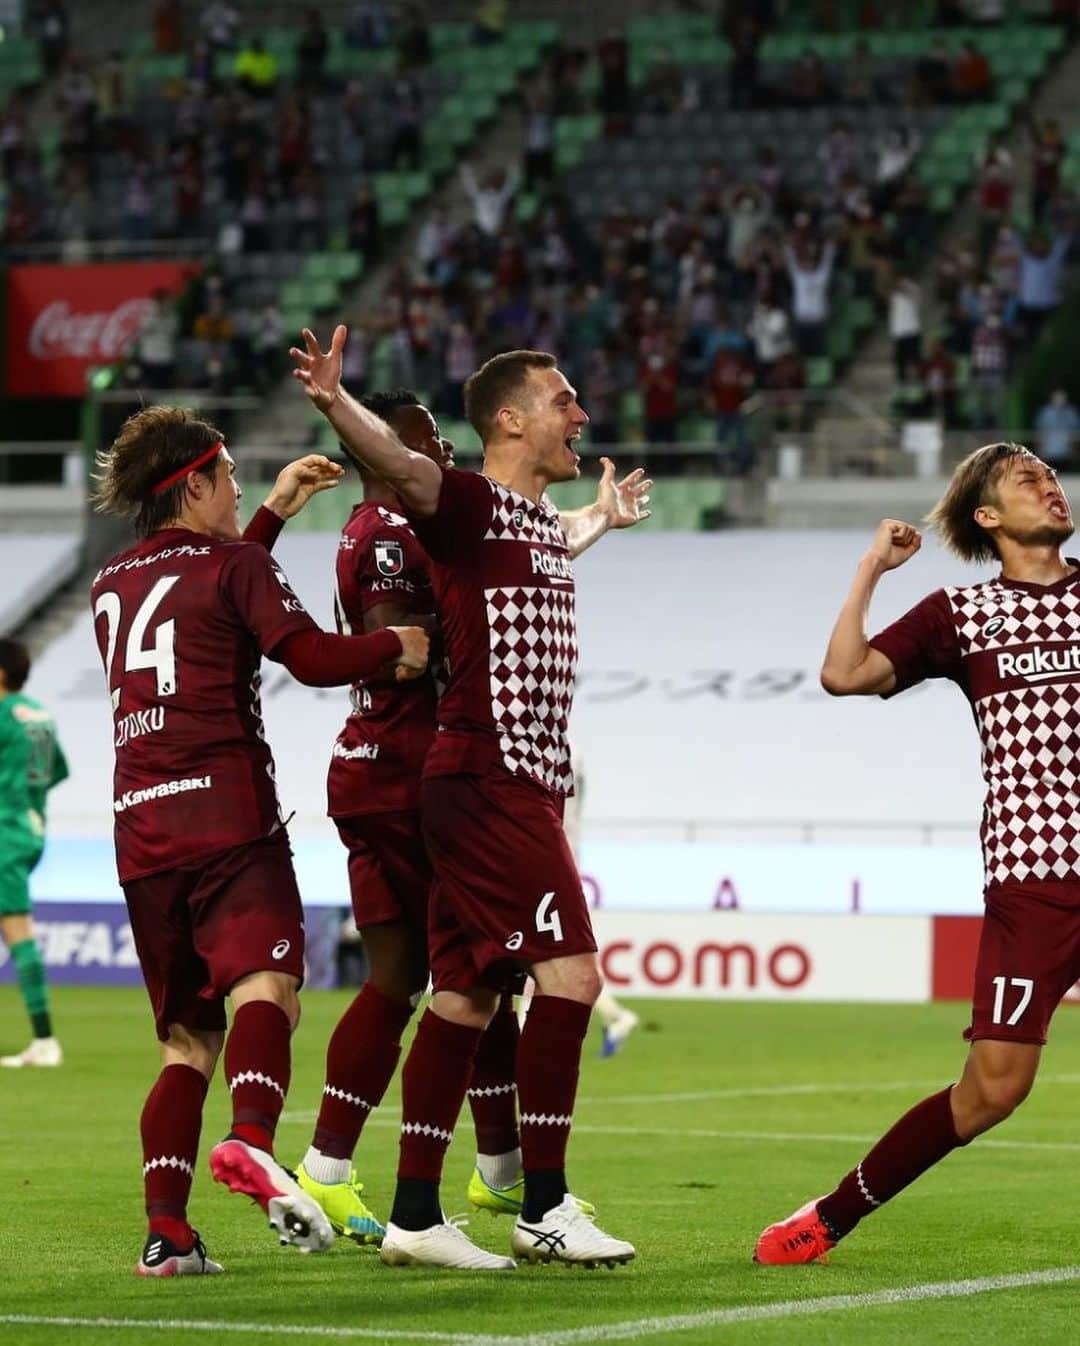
[807,357,834,389]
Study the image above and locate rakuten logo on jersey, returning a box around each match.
[29,298,151,361]
[114,775,212,813]
[996,645,1080,684]
[530,548,573,581]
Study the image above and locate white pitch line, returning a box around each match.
[6,1267,1080,1346]
[275,1113,1080,1155]
[0,1316,514,1346]
[568,1125,1080,1154]
[280,1073,1080,1125]
[513,1266,1080,1345]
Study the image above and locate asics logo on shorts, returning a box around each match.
[505,931,524,951]
[271,939,291,960]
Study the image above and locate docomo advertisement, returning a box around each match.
[5,261,198,396]
[593,911,932,1001]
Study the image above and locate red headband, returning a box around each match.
[151,441,224,496]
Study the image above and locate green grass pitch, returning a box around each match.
[4,989,1080,1345]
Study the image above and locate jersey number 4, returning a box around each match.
[990,975,1034,1027]
[94,576,180,711]
[535,891,564,943]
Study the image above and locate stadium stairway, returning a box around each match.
[819,25,1079,470]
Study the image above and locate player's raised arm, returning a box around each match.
[290,326,443,517]
[820,519,921,696]
[559,457,653,559]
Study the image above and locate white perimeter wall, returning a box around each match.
[39,528,988,839]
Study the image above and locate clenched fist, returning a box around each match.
[869,519,921,571]
[389,625,430,681]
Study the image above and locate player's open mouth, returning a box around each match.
[1048,499,1069,519]
[565,434,580,462]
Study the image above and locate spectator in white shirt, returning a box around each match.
[200,2,240,50]
[460,162,520,237]
[784,238,836,356]
[888,274,922,381]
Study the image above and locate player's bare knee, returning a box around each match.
[162,1026,223,1080]
[532,954,602,1005]
[432,987,498,1030]
[231,970,301,1029]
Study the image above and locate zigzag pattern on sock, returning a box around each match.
[467,1082,515,1098]
[228,1070,285,1099]
[323,1083,373,1109]
[401,1120,453,1143]
[143,1154,195,1177]
[520,1112,572,1128]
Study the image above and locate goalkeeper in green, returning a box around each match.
[0,639,68,1067]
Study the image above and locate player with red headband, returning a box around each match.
[90,405,429,1278]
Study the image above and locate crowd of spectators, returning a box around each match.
[350,22,991,462]
[892,118,1080,431]
[6,2,1077,434]
[1,1,453,258]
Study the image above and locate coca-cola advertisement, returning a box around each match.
[5,261,199,397]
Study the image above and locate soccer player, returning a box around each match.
[0,639,68,1069]
[90,406,429,1277]
[293,326,648,1269]
[294,390,528,1241]
[756,441,1080,1265]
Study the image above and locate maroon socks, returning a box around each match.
[818,1086,966,1238]
[313,982,414,1159]
[141,1063,208,1246]
[468,994,521,1158]
[391,1010,483,1229]
[517,995,591,1221]
[225,1001,292,1154]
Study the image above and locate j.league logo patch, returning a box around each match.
[375,540,405,577]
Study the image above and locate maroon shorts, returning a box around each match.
[333,810,432,932]
[420,766,597,993]
[966,886,1080,1046]
[123,829,306,1041]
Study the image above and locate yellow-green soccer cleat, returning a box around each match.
[295,1164,386,1245]
[468,1169,596,1218]
[468,1167,525,1216]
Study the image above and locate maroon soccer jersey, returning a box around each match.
[408,468,577,797]
[870,563,1080,894]
[327,501,438,817]
[90,528,319,881]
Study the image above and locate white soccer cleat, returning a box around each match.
[512,1196,635,1267]
[209,1136,334,1253]
[380,1217,516,1270]
[601,1009,640,1057]
[1,1036,62,1068]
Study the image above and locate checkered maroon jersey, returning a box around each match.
[870,563,1080,894]
[326,501,438,818]
[408,468,577,797]
[90,529,318,882]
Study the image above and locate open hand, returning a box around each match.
[597,457,652,530]
[290,325,347,413]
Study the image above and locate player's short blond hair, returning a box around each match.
[925,441,1035,563]
[92,405,224,537]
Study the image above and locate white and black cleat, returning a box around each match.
[380,1217,516,1270]
[209,1136,334,1253]
[136,1230,224,1277]
[511,1196,635,1268]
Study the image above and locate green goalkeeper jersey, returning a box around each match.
[0,691,69,845]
